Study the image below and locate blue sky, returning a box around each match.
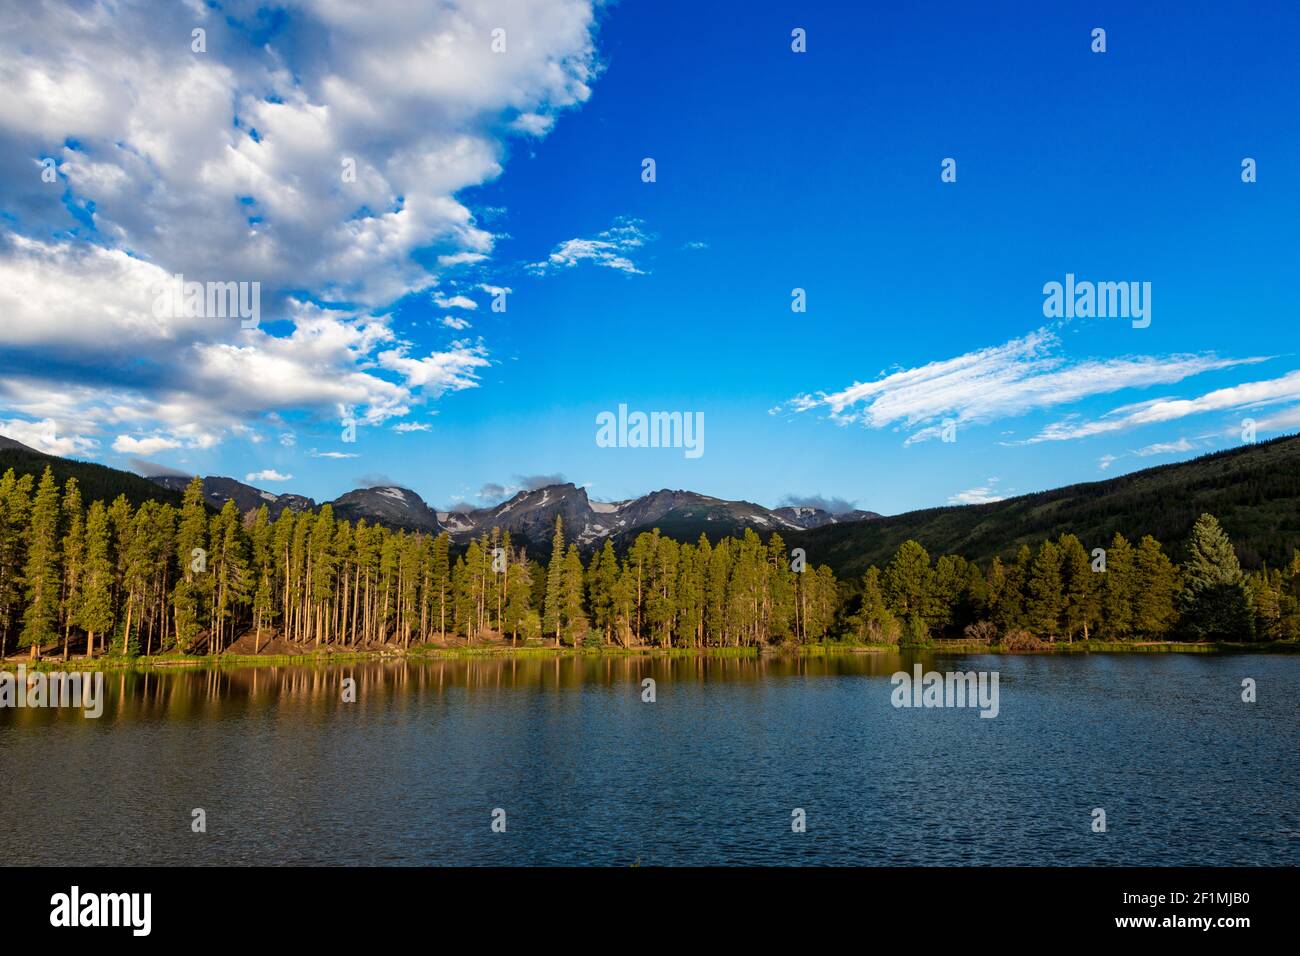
[1,1,1297,515]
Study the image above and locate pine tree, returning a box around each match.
[562,544,587,645]
[1133,535,1179,637]
[930,554,966,635]
[0,470,35,658]
[996,545,1032,632]
[675,541,706,647]
[120,501,158,657]
[883,540,932,625]
[1100,532,1135,640]
[705,538,731,646]
[213,500,252,653]
[19,467,61,658]
[504,555,534,645]
[587,539,620,645]
[430,532,450,639]
[250,505,273,651]
[1057,534,1097,643]
[172,477,209,652]
[849,566,899,644]
[79,500,114,657]
[1025,540,1063,640]
[1178,513,1253,640]
[59,478,85,660]
[542,517,565,646]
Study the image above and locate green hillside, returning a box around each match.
[792,434,1300,579]
[0,446,185,510]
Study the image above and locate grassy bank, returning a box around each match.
[5,636,1298,672]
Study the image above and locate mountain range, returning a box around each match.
[142,470,880,548]
[3,430,1297,575]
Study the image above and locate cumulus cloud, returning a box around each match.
[0,0,602,456]
[781,328,1269,445]
[0,0,599,304]
[245,469,292,482]
[434,293,478,310]
[113,434,183,456]
[392,422,432,432]
[0,417,97,457]
[947,480,1006,506]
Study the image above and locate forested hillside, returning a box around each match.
[1,466,1295,661]
[0,445,184,511]
[795,434,1300,578]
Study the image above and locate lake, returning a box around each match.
[1,651,1296,866]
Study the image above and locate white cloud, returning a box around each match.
[1134,437,1196,457]
[0,0,600,306]
[376,340,489,394]
[112,434,182,456]
[1248,404,1300,433]
[1028,369,1300,443]
[0,417,98,457]
[310,449,359,459]
[441,316,472,330]
[529,217,652,275]
[245,469,292,482]
[0,0,602,457]
[392,422,433,432]
[783,328,1269,445]
[0,241,492,456]
[948,478,1006,506]
[434,294,478,310]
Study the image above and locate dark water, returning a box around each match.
[1,652,1297,866]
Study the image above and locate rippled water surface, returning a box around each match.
[1,652,1296,865]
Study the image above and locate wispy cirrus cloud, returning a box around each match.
[1135,437,1197,457]
[1027,369,1300,443]
[779,328,1269,445]
[528,217,653,275]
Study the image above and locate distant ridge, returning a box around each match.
[790,433,1300,576]
[148,474,315,520]
[0,437,185,509]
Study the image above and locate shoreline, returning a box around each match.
[4,638,1297,672]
